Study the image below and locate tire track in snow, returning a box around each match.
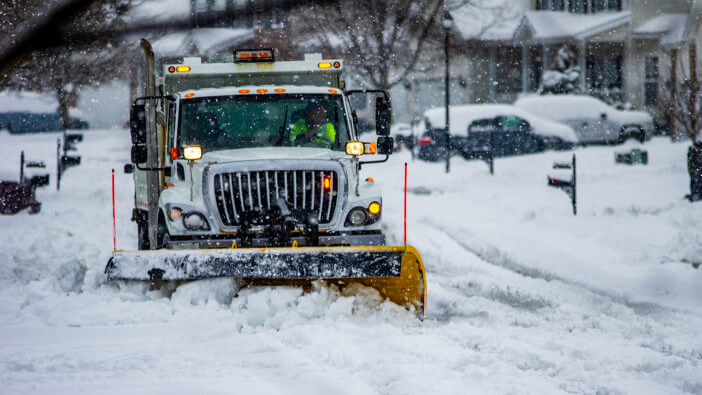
[419,220,702,370]
[419,218,687,318]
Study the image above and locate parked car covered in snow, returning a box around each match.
[460,115,573,159]
[0,91,89,134]
[417,104,577,161]
[514,95,654,144]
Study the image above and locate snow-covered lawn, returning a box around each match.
[1,130,700,394]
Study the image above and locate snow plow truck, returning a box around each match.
[106,42,427,318]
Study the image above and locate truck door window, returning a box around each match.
[178,94,350,152]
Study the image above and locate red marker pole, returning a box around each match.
[404,162,407,247]
[112,169,116,252]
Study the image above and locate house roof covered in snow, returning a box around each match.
[633,14,689,38]
[517,11,631,43]
[151,28,254,58]
[457,6,631,44]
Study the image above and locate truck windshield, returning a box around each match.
[178,94,350,152]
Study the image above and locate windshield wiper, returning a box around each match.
[275,105,289,146]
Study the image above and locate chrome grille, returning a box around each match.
[213,170,338,226]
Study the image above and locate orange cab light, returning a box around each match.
[328,89,338,94]
[274,88,286,93]
[369,142,377,154]
[368,202,381,215]
[167,207,182,220]
[176,66,191,72]
[165,183,174,189]
[323,175,332,190]
[184,92,195,98]
[238,89,250,94]
[170,147,178,160]
[366,177,374,183]
[256,88,268,93]
[318,62,332,69]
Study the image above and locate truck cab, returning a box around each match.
[128,50,393,250]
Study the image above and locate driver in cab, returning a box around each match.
[289,103,335,147]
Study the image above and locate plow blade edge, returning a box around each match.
[106,245,427,318]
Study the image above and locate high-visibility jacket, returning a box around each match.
[289,119,336,147]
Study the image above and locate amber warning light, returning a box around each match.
[235,49,275,63]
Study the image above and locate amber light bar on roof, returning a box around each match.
[234,49,275,63]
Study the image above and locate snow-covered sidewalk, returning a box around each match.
[1,130,700,394]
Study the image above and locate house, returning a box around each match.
[396,0,702,131]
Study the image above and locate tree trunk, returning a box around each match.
[669,49,678,139]
[56,84,70,131]
[688,41,698,140]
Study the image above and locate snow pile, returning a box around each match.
[423,103,578,142]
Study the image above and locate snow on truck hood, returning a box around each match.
[201,147,347,163]
[423,104,578,143]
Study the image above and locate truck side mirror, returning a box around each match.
[375,97,391,136]
[130,104,147,145]
[377,136,394,155]
[131,144,147,164]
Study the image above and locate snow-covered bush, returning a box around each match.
[539,45,581,95]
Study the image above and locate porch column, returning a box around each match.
[579,40,586,93]
[488,45,496,101]
[542,44,549,71]
[522,43,529,93]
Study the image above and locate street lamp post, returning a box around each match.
[443,11,453,173]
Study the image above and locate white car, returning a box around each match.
[423,103,578,148]
[514,95,654,144]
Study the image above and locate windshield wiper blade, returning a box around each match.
[275,105,289,146]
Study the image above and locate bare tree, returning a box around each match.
[662,42,701,141]
[0,0,136,130]
[289,0,502,91]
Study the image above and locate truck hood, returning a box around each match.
[202,147,347,163]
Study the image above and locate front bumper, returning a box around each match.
[166,231,386,249]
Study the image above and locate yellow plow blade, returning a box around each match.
[106,245,427,319]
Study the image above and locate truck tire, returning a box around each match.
[137,220,150,250]
[137,213,169,250]
[156,212,169,249]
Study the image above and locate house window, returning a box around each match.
[536,0,565,10]
[607,0,621,10]
[644,55,659,106]
[591,0,621,12]
[495,47,522,94]
[587,56,623,101]
[569,0,588,13]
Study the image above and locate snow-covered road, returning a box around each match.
[1,130,700,394]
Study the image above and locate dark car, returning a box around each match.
[417,128,453,162]
[458,115,573,159]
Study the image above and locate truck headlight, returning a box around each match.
[347,208,367,226]
[183,213,209,230]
